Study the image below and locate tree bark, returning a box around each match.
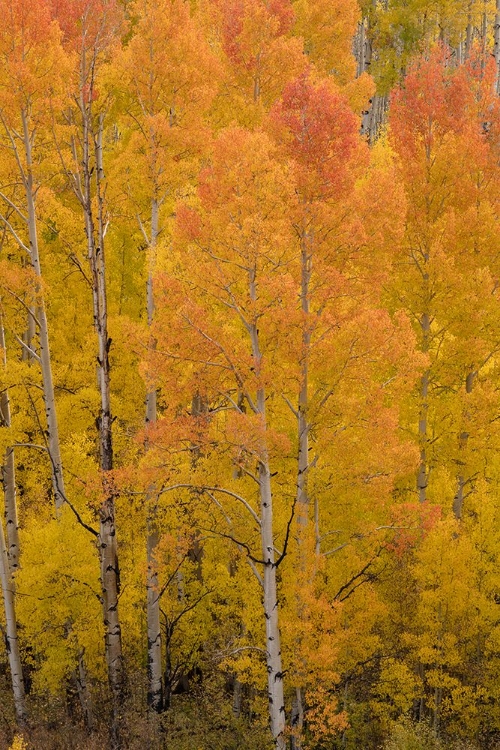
[21,109,66,511]
[79,92,124,744]
[248,270,286,750]
[144,199,163,713]
[0,318,26,726]
[290,229,313,750]
[297,231,311,527]
[75,648,94,732]
[453,370,475,520]
[0,473,26,726]
[0,319,20,576]
[494,0,500,94]
[417,311,430,504]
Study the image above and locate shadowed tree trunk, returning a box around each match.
[144,198,163,714]
[0,317,26,726]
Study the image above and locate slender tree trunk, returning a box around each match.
[232,676,243,717]
[453,370,475,520]
[21,294,36,365]
[146,517,162,711]
[494,0,500,93]
[0,318,26,726]
[144,199,163,713]
[465,15,473,59]
[81,102,124,744]
[355,19,365,78]
[417,237,430,503]
[21,110,66,511]
[75,648,94,732]
[290,230,313,750]
[259,457,286,749]
[297,232,311,528]
[417,371,429,503]
[0,319,19,576]
[2,447,17,574]
[367,94,388,143]
[248,270,285,749]
[0,516,26,726]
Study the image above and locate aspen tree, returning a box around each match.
[0,319,19,576]
[114,0,220,711]
[0,0,67,511]
[0,316,26,726]
[150,127,296,749]
[51,0,125,741]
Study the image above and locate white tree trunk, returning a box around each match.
[145,199,163,712]
[0,475,26,725]
[453,370,475,520]
[21,110,66,511]
[259,457,286,750]
[80,103,124,743]
[417,307,430,503]
[0,319,20,576]
[0,317,26,725]
[248,270,286,749]
[494,0,500,93]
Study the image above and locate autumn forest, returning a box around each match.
[3,0,500,749]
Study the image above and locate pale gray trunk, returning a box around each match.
[355,17,371,78]
[0,496,26,725]
[259,459,286,749]
[144,198,163,713]
[417,309,430,504]
[453,370,475,520]
[81,101,123,741]
[465,19,473,58]
[495,0,500,93]
[368,94,389,143]
[290,232,312,750]
[21,304,36,364]
[417,238,430,503]
[0,318,26,725]
[232,677,243,717]
[21,110,66,511]
[2,448,17,575]
[417,371,429,504]
[355,19,365,78]
[75,648,94,732]
[358,17,375,137]
[297,232,311,525]
[291,687,305,750]
[147,519,162,712]
[0,319,19,575]
[314,497,320,558]
[248,270,285,749]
